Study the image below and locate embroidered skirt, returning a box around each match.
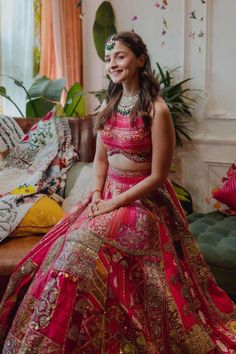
[0,167,236,353]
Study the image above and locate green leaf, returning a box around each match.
[27,76,66,102]
[93,1,117,61]
[26,97,55,117]
[156,62,169,86]
[89,88,106,105]
[0,86,7,96]
[0,74,24,87]
[64,83,86,117]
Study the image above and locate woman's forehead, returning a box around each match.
[105,41,130,56]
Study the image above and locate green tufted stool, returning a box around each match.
[188,211,236,297]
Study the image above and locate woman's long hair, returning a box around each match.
[96,31,160,129]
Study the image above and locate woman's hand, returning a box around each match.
[91,198,119,217]
[92,190,102,204]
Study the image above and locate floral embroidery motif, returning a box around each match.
[101,113,152,163]
[41,235,65,274]
[0,259,37,305]
[30,277,60,330]
[54,230,103,279]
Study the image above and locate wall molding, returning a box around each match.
[203,159,232,166]
[203,0,212,117]
[191,137,236,145]
[204,111,236,120]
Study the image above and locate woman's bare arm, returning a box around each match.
[92,131,108,200]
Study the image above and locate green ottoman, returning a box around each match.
[188,211,236,295]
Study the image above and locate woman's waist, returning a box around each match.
[107,163,151,185]
[108,153,151,170]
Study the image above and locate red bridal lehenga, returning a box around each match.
[1,113,236,354]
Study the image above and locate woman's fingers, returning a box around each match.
[87,200,117,218]
[93,201,115,216]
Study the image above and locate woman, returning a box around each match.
[1,31,236,354]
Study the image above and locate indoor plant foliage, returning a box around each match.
[154,62,196,147]
[93,1,117,61]
[0,76,85,118]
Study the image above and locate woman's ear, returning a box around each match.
[138,54,146,68]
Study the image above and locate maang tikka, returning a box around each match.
[105,35,116,51]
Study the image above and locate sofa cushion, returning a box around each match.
[63,162,93,212]
[188,211,236,294]
[10,195,64,237]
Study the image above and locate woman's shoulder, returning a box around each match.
[150,96,171,120]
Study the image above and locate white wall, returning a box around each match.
[82,0,236,212]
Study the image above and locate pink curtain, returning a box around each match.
[39,0,83,89]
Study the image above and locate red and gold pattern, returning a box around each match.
[0,167,236,353]
[101,113,152,162]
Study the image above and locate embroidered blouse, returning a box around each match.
[101,113,152,163]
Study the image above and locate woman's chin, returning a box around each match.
[111,75,124,84]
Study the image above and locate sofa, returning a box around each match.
[0,115,97,299]
[188,211,236,298]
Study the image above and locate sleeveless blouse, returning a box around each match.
[101,113,152,162]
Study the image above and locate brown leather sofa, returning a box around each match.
[0,115,97,299]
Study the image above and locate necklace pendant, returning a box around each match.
[116,88,141,115]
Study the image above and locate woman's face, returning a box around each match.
[105,40,143,85]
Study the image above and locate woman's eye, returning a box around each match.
[105,58,110,63]
[118,56,124,60]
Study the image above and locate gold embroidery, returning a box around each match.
[54,230,103,279]
[30,277,60,330]
[41,235,65,274]
[0,259,37,306]
[5,329,61,354]
[183,324,215,354]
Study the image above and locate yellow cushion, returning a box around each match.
[11,196,64,237]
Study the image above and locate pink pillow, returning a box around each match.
[213,171,236,210]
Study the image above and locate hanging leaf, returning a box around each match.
[0,86,7,96]
[93,1,117,61]
[64,83,86,117]
[27,76,66,102]
[26,97,55,118]
[0,85,24,116]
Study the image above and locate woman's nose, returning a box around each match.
[110,58,117,68]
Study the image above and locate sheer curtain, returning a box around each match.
[40,0,83,89]
[0,0,34,116]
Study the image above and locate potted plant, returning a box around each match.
[0,75,86,118]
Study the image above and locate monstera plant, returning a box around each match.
[0,75,85,118]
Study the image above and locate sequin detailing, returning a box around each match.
[101,113,152,163]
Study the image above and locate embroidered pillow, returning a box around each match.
[0,115,23,153]
[0,116,23,170]
[62,162,93,212]
[209,162,236,215]
[212,171,236,211]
